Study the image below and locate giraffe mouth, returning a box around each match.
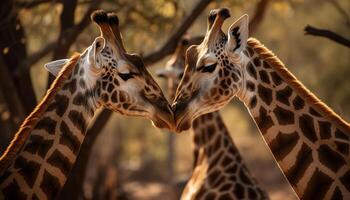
[151,103,175,130]
[174,110,192,132]
[152,115,172,129]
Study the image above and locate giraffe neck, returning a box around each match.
[181,111,267,199]
[0,54,100,199]
[239,38,350,199]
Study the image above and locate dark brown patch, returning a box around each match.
[73,92,88,107]
[335,129,349,140]
[331,187,342,200]
[335,141,349,155]
[221,155,232,166]
[62,78,77,93]
[309,107,322,117]
[254,107,274,134]
[248,188,258,199]
[207,169,220,186]
[247,62,257,79]
[247,46,255,57]
[219,183,232,192]
[253,57,261,67]
[258,85,273,105]
[68,110,87,134]
[318,121,332,139]
[270,72,282,86]
[286,143,313,186]
[14,156,40,187]
[246,81,255,91]
[206,124,215,141]
[270,131,299,161]
[40,170,61,199]
[2,179,27,199]
[259,70,270,84]
[299,114,317,142]
[273,106,295,125]
[262,60,271,69]
[33,194,40,200]
[292,95,305,110]
[35,117,57,134]
[107,83,114,93]
[47,149,72,176]
[318,145,346,172]
[340,170,350,191]
[249,96,257,109]
[47,94,69,117]
[233,183,245,199]
[204,192,216,200]
[239,168,253,185]
[60,121,80,154]
[79,79,86,89]
[24,135,54,158]
[276,86,293,106]
[302,170,333,200]
[194,187,206,199]
[111,91,118,102]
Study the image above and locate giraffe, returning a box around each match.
[172,8,350,200]
[0,10,173,199]
[157,39,268,199]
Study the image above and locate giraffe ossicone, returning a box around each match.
[173,8,350,199]
[0,10,173,199]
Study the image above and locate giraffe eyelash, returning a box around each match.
[197,63,217,73]
[118,72,138,81]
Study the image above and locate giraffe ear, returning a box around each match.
[44,59,70,77]
[88,36,105,69]
[226,14,249,54]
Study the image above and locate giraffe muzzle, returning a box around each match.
[172,100,192,132]
[151,100,175,130]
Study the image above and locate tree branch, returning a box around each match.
[249,0,270,35]
[0,55,25,124]
[16,0,58,9]
[143,0,213,65]
[304,25,350,48]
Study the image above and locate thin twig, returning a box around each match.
[304,25,350,48]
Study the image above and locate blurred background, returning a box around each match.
[0,0,349,199]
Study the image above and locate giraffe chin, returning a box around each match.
[175,112,192,132]
[151,115,173,130]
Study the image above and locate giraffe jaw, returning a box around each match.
[175,112,192,132]
[151,112,175,130]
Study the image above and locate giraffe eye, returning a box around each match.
[118,73,135,81]
[198,63,217,73]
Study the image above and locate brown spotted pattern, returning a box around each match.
[181,112,268,200]
[0,58,94,199]
[173,9,350,200]
[161,40,268,200]
[242,45,350,199]
[0,10,174,199]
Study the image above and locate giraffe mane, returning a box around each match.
[247,37,350,134]
[0,53,80,176]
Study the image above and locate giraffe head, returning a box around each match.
[172,8,249,132]
[156,38,189,100]
[45,10,174,129]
